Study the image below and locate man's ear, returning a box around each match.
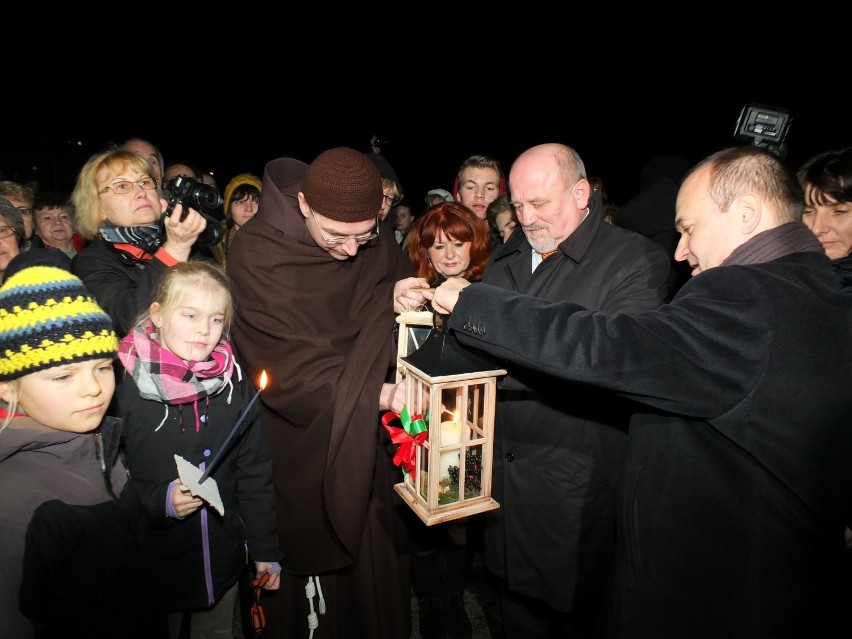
[574,179,591,209]
[735,193,762,234]
[297,192,310,219]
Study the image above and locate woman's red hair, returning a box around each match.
[406,202,491,285]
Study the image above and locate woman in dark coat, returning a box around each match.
[796,146,852,293]
[70,148,211,335]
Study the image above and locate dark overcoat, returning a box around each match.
[448,248,852,637]
[72,238,211,336]
[480,199,670,614]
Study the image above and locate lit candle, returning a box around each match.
[439,412,462,480]
[199,370,268,483]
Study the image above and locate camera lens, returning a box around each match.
[193,184,224,211]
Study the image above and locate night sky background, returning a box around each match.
[4,16,849,209]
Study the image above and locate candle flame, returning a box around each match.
[259,370,268,390]
[441,408,460,422]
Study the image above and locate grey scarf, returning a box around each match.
[98,220,165,254]
[723,222,823,267]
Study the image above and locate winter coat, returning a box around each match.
[72,237,211,336]
[480,198,670,614]
[117,370,280,611]
[831,254,852,293]
[0,415,166,639]
[448,247,852,637]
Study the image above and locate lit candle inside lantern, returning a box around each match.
[198,370,268,483]
[439,412,462,480]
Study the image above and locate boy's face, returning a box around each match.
[0,359,116,432]
[457,167,501,220]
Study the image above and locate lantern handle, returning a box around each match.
[432,310,448,332]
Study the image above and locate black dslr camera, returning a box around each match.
[164,175,224,247]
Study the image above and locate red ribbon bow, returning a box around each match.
[382,405,428,475]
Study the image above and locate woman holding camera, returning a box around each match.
[71,148,212,335]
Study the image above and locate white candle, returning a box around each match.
[439,419,462,480]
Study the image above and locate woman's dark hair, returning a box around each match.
[797,147,852,206]
[229,182,260,204]
[225,183,260,229]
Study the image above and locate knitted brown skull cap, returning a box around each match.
[301,147,383,222]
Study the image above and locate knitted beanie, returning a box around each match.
[0,266,118,381]
[300,147,383,222]
[222,173,263,219]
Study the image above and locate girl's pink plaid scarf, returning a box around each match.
[118,319,235,404]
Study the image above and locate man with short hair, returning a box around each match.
[120,137,165,186]
[454,154,507,249]
[397,142,670,637]
[227,147,414,638]
[428,145,852,637]
[471,143,670,637]
[163,162,200,185]
[453,154,506,222]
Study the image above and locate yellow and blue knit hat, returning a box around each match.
[0,266,118,381]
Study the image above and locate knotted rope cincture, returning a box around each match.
[305,575,326,638]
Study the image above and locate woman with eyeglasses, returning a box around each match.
[0,180,36,252]
[367,151,404,229]
[71,148,210,335]
[0,197,25,284]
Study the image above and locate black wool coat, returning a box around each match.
[479,201,670,614]
[118,371,280,611]
[448,250,852,638]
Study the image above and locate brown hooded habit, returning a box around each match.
[227,153,413,638]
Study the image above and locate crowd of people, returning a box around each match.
[0,133,850,639]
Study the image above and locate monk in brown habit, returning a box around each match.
[227,147,414,638]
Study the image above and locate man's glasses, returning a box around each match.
[309,207,380,246]
[0,225,17,239]
[16,207,33,216]
[98,177,158,196]
[383,194,401,207]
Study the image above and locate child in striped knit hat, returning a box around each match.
[0,265,167,639]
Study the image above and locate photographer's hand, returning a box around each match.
[160,199,206,261]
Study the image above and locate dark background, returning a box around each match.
[4,20,849,209]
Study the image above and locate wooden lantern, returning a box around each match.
[392,311,506,526]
